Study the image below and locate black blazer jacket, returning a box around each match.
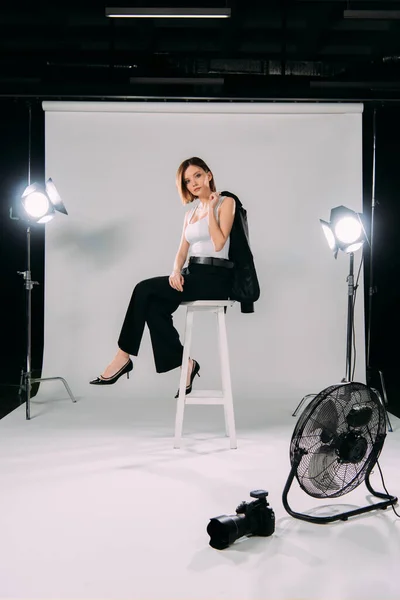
[221,191,260,313]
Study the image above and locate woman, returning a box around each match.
[90,157,236,396]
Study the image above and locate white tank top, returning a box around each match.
[185,196,230,260]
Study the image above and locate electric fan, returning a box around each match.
[283,381,397,523]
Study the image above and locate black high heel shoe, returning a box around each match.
[175,359,200,398]
[90,359,133,385]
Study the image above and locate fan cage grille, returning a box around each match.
[290,383,386,499]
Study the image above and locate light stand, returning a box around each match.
[340,246,392,431]
[16,104,76,419]
[18,229,76,420]
[344,252,355,383]
[292,204,392,432]
[292,250,358,418]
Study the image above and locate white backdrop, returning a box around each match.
[41,101,365,407]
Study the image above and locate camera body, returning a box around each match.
[235,489,275,537]
[207,489,275,550]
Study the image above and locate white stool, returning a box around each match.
[174,300,237,449]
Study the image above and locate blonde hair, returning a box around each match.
[176,157,216,204]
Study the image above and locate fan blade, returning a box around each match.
[309,399,339,438]
[307,446,340,492]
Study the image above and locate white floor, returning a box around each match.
[0,389,399,600]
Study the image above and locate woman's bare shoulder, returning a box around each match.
[220,195,236,212]
[183,202,195,224]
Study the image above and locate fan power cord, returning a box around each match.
[373,459,400,519]
[367,425,399,518]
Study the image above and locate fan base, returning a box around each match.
[282,450,398,524]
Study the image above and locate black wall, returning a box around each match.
[363,108,400,416]
[0,101,399,417]
[0,101,45,413]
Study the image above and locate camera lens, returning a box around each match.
[207,514,248,550]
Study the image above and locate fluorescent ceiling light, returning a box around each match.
[106,7,231,18]
[129,77,224,85]
[344,10,400,19]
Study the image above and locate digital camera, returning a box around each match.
[207,489,275,550]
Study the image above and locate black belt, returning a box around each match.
[189,256,234,269]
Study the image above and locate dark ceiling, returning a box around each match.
[2,0,400,100]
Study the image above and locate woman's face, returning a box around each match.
[183,165,211,197]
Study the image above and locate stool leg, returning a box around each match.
[174,308,194,449]
[216,310,230,438]
[217,308,237,449]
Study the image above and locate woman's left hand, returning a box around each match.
[208,191,221,209]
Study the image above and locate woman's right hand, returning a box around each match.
[169,270,184,292]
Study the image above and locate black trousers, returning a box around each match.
[118,263,233,373]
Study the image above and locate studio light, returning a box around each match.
[320,205,365,258]
[21,184,53,222]
[105,7,231,18]
[20,178,68,224]
[319,219,336,252]
[45,178,68,215]
[9,103,75,421]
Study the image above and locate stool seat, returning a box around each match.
[181,300,236,307]
[174,300,237,449]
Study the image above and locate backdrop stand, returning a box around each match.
[366,109,391,427]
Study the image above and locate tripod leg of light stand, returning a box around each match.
[31,376,76,403]
[18,369,24,399]
[378,371,393,432]
[20,371,32,420]
[372,385,393,434]
[384,411,393,433]
[292,394,316,417]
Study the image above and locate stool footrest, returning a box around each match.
[185,396,226,405]
[187,390,222,398]
[184,390,224,404]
